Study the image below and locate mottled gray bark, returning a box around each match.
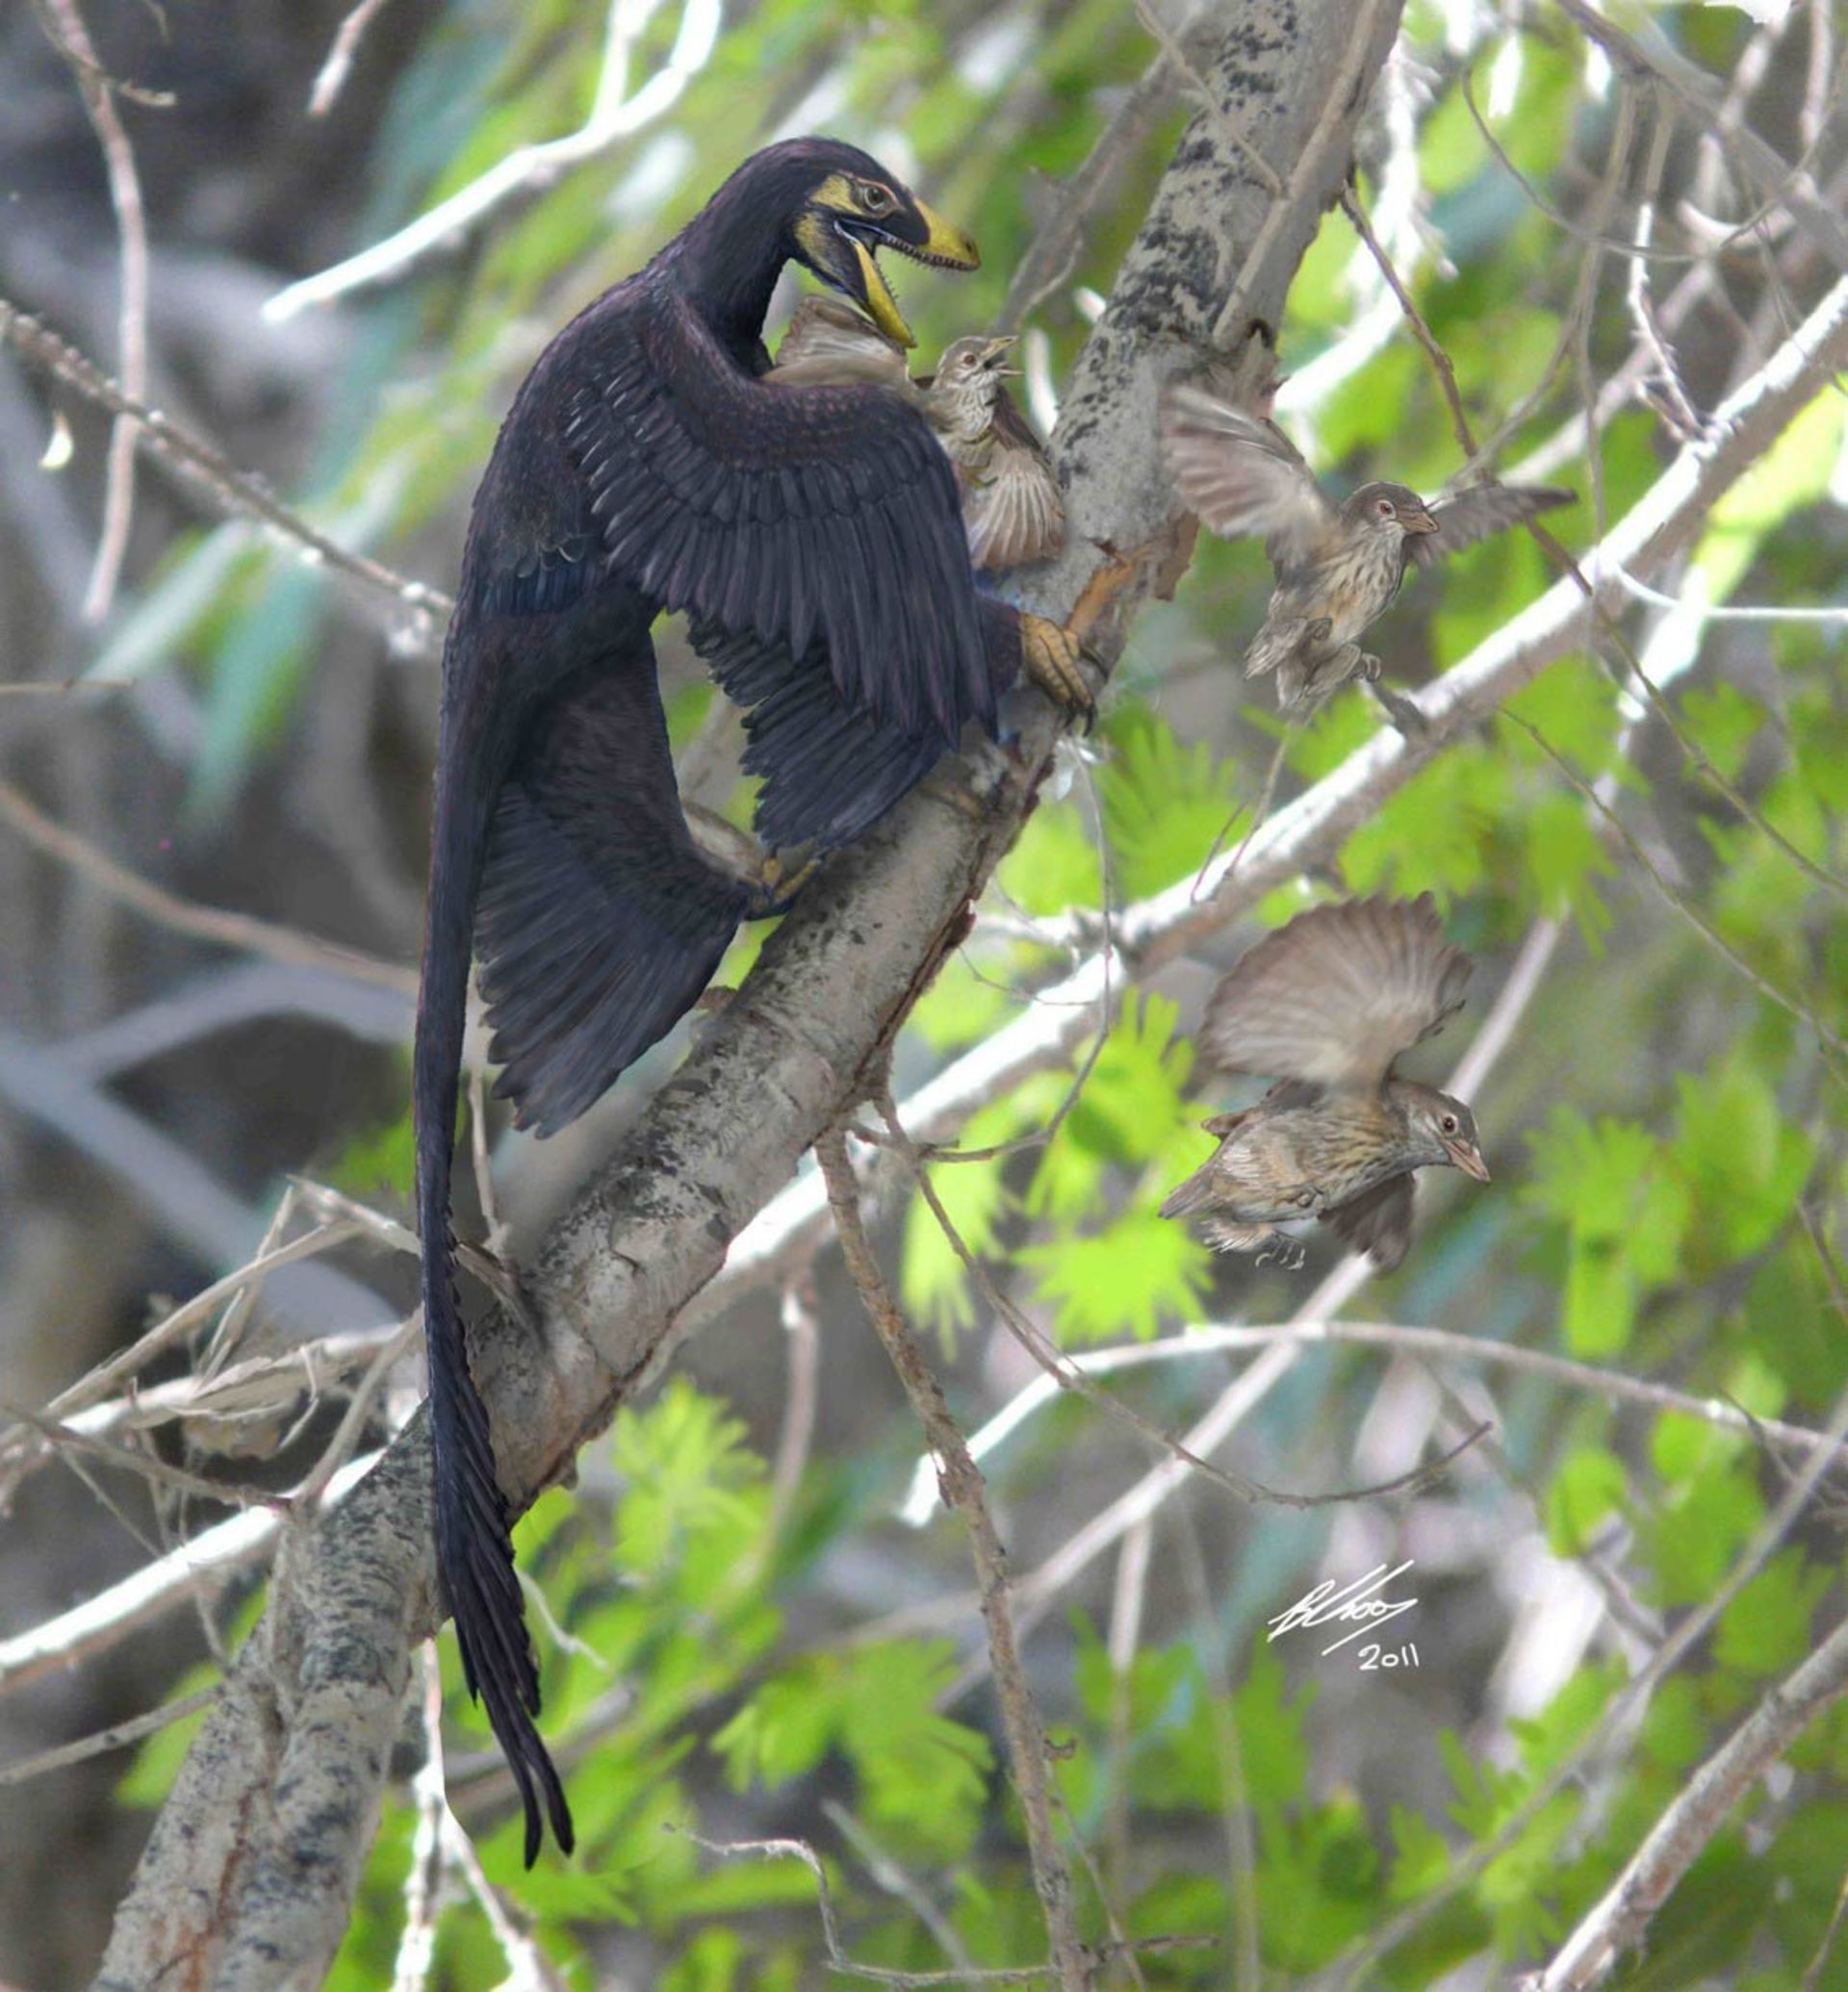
[95,4,1404,1983]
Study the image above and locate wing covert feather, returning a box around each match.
[566,292,991,743]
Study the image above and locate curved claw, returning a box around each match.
[1020,613,1099,732]
[745,849,821,918]
[1253,1234,1308,1271]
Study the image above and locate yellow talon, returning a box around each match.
[1020,613,1099,730]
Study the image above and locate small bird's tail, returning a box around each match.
[1158,1162,1218,1222]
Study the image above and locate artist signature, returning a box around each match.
[1266,1560,1419,1655]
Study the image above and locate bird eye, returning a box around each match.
[1375,497,1396,519]
[1441,1114,1458,1134]
[858,181,896,217]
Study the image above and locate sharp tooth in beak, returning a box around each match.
[849,237,915,348]
[911,198,981,270]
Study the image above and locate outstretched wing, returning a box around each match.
[565,287,991,744]
[691,588,1025,852]
[1408,483,1573,568]
[475,657,749,1136]
[1202,895,1472,1089]
[690,619,948,852]
[963,393,1063,568]
[1160,369,1333,566]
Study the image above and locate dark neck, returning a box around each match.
[665,184,788,362]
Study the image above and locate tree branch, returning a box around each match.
[817,1130,1086,1987]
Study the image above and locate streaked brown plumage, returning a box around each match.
[1160,367,1572,711]
[924,336,1065,568]
[772,305,1065,568]
[1160,896,1489,1270]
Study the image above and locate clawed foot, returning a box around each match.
[745,848,821,918]
[1020,613,1099,730]
[1254,1234,1308,1272]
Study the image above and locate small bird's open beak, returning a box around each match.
[980,334,1020,375]
[1404,509,1440,535]
[1446,1137,1491,1183]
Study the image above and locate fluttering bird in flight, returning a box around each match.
[1160,367,1571,715]
[1161,895,1489,1270]
[416,137,1095,1863]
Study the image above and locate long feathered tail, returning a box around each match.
[414,678,574,1866]
[415,647,750,1863]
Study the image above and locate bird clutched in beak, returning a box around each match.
[1160,895,1489,1272]
[771,302,1065,570]
[1160,367,1572,716]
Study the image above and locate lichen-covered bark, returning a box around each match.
[96,5,1404,1981]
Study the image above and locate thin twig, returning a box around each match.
[309,0,395,116]
[903,1315,1841,1526]
[36,0,150,619]
[0,299,450,622]
[0,776,418,996]
[392,1647,447,1992]
[1505,712,1848,1077]
[0,1684,219,1791]
[996,53,1176,335]
[816,1130,1090,1990]
[267,0,722,320]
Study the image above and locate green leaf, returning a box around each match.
[900,1150,1012,1337]
[1715,1550,1832,1677]
[1020,1205,1214,1343]
[1545,1445,1629,1556]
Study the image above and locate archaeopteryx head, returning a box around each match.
[756,138,979,347]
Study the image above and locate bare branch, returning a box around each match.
[34,0,151,619]
[0,298,451,625]
[818,1129,1087,1987]
[0,775,417,996]
[266,0,724,321]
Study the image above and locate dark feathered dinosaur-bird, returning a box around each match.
[1160,367,1572,712]
[1160,896,1490,1270]
[415,137,1094,1864]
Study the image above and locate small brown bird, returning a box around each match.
[772,303,1065,568]
[922,336,1065,568]
[1160,895,1489,1270]
[1160,368,1572,712]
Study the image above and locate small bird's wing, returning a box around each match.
[771,296,913,392]
[1407,484,1573,568]
[1160,370,1333,566]
[965,399,1065,568]
[1201,895,1472,1088]
[1322,1176,1416,1270]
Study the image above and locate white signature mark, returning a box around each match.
[1266,1559,1419,1656]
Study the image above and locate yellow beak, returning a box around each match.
[851,238,917,348]
[913,198,981,271]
